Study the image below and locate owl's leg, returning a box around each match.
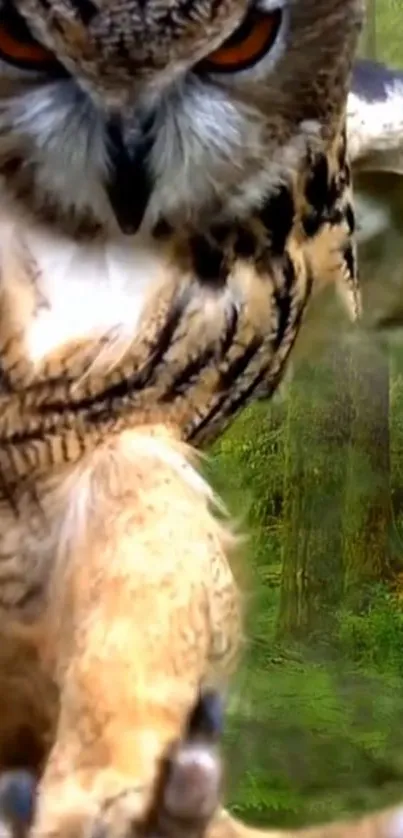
[0,620,56,776]
[0,692,223,838]
[30,426,240,838]
[1,428,400,838]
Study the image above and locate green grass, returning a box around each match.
[207,390,403,825]
[206,380,403,826]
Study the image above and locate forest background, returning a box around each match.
[208,1,403,828]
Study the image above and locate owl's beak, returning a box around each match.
[105,119,153,235]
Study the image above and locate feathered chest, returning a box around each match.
[0,129,359,488]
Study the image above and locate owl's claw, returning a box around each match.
[0,769,37,838]
[0,691,224,838]
[143,691,224,838]
[186,691,223,742]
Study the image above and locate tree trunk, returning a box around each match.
[343,336,392,600]
[278,342,353,641]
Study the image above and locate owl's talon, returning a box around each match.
[0,770,37,838]
[186,691,224,742]
[143,691,224,837]
[161,742,222,822]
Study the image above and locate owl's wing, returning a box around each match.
[273,60,403,397]
[348,59,403,174]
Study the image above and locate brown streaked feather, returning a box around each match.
[0,118,358,485]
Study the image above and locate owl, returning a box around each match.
[0,2,375,838]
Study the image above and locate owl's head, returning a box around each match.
[0,0,363,237]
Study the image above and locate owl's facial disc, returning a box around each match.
[0,0,287,234]
[0,0,364,237]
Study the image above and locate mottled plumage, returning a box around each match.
[0,1,362,488]
[0,2,378,838]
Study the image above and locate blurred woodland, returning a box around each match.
[205,0,403,828]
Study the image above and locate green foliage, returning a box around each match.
[373,0,403,68]
[222,585,403,827]
[337,585,403,674]
[206,365,403,827]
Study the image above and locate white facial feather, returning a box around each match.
[0,213,166,365]
[0,72,319,231]
[0,81,111,222]
[148,78,321,224]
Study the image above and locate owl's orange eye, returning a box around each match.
[200,8,282,74]
[0,2,59,70]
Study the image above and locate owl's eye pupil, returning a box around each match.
[0,0,62,71]
[199,8,282,75]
